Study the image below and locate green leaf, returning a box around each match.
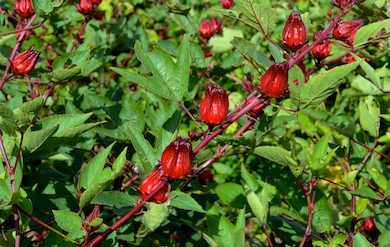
[111,35,190,101]
[79,147,127,208]
[52,50,90,70]
[140,203,170,236]
[359,96,380,137]
[353,232,375,247]
[354,19,390,46]
[368,169,388,192]
[32,0,54,16]
[212,182,246,208]
[359,60,382,89]
[245,185,265,223]
[33,113,93,133]
[292,61,361,109]
[119,93,145,132]
[311,134,330,171]
[13,96,44,130]
[22,125,58,154]
[208,28,244,53]
[312,190,332,233]
[0,179,12,207]
[350,187,382,201]
[241,164,260,192]
[78,142,115,190]
[127,125,157,174]
[53,122,102,138]
[379,230,390,247]
[91,191,138,209]
[330,234,348,245]
[253,146,291,166]
[52,66,82,82]
[0,103,18,135]
[170,190,204,213]
[234,0,276,35]
[52,210,83,239]
[230,37,272,70]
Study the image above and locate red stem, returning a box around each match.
[86,180,168,247]
[0,14,37,90]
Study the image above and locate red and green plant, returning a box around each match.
[0,0,389,246]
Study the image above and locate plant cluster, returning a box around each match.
[0,0,389,246]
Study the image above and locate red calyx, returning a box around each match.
[311,36,331,60]
[15,0,35,19]
[139,165,170,203]
[16,21,31,41]
[83,205,102,232]
[363,217,378,232]
[245,98,270,116]
[333,20,364,46]
[199,84,229,127]
[161,137,193,179]
[210,17,222,35]
[78,0,94,15]
[11,46,40,76]
[282,11,307,52]
[332,0,354,9]
[199,19,215,40]
[258,62,289,99]
[198,169,214,185]
[221,0,234,9]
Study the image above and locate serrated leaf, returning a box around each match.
[111,35,189,101]
[359,60,382,88]
[79,147,127,208]
[245,185,265,223]
[22,125,58,154]
[119,93,145,132]
[78,143,115,190]
[354,19,390,46]
[212,182,246,208]
[52,51,90,70]
[52,66,81,82]
[127,125,157,174]
[359,97,380,137]
[91,191,137,208]
[234,0,276,35]
[0,103,19,135]
[54,122,102,138]
[368,169,388,192]
[253,146,291,166]
[0,179,12,207]
[32,0,53,16]
[231,37,272,70]
[140,203,169,236]
[350,187,382,201]
[312,190,332,233]
[13,96,44,130]
[241,164,260,192]
[170,191,204,213]
[311,134,329,171]
[33,113,93,132]
[293,61,361,109]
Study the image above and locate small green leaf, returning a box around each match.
[140,203,169,236]
[52,51,90,70]
[52,66,81,82]
[367,169,388,192]
[128,125,157,174]
[0,103,18,135]
[53,210,83,239]
[353,232,374,247]
[78,142,115,190]
[330,234,348,245]
[91,191,137,208]
[359,60,382,89]
[350,187,382,201]
[312,190,332,233]
[253,146,291,166]
[22,125,58,154]
[241,164,260,192]
[212,182,246,208]
[13,96,44,130]
[354,19,390,46]
[311,134,330,171]
[378,230,390,247]
[32,0,54,16]
[170,191,204,213]
[111,35,189,101]
[33,113,93,132]
[359,96,380,137]
[0,179,12,207]
[296,61,361,109]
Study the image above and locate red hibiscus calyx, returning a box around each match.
[161,137,193,179]
[199,84,229,127]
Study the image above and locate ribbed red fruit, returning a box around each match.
[11,46,40,75]
[258,62,289,98]
[333,20,364,46]
[139,165,169,203]
[200,84,229,127]
[282,11,307,52]
[15,0,35,19]
[161,137,193,179]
